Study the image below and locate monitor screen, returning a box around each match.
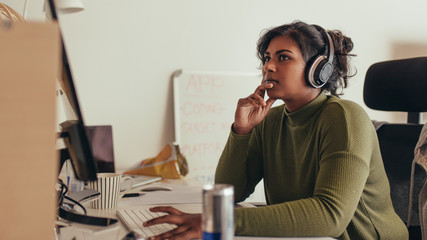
[49,0,98,182]
[86,125,115,173]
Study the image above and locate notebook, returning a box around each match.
[121,174,162,190]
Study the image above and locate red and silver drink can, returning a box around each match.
[202,184,234,240]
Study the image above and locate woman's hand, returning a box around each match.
[233,82,276,135]
[143,206,202,240]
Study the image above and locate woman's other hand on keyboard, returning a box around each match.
[143,206,202,240]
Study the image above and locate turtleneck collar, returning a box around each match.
[283,92,329,127]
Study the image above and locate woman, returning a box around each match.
[144,21,408,240]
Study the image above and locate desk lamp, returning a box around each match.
[44,0,84,19]
[54,0,84,13]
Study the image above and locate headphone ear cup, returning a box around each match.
[305,55,328,88]
[318,61,333,84]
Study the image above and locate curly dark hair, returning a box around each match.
[256,21,356,96]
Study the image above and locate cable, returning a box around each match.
[23,0,29,19]
[57,179,68,207]
[55,179,117,227]
[64,195,87,215]
[57,178,87,215]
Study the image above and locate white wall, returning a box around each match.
[5,0,427,170]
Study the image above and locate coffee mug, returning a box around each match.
[87,173,134,209]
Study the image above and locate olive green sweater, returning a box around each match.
[215,93,408,239]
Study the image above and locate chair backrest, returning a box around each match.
[364,57,427,239]
[364,57,427,124]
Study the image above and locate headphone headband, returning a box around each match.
[325,32,335,68]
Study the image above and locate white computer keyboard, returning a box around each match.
[116,208,175,238]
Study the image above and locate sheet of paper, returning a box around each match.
[119,182,203,206]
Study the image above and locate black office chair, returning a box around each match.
[363,57,427,240]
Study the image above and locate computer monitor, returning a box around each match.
[49,0,98,182]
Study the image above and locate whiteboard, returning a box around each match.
[173,70,262,183]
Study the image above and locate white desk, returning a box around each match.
[56,178,334,240]
[57,178,202,240]
[57,203,202,240]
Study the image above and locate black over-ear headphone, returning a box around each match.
[305,26,335,88]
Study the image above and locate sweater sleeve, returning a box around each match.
[215,127,264,202]
[233,102,376,238]
[234,153,369,237]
